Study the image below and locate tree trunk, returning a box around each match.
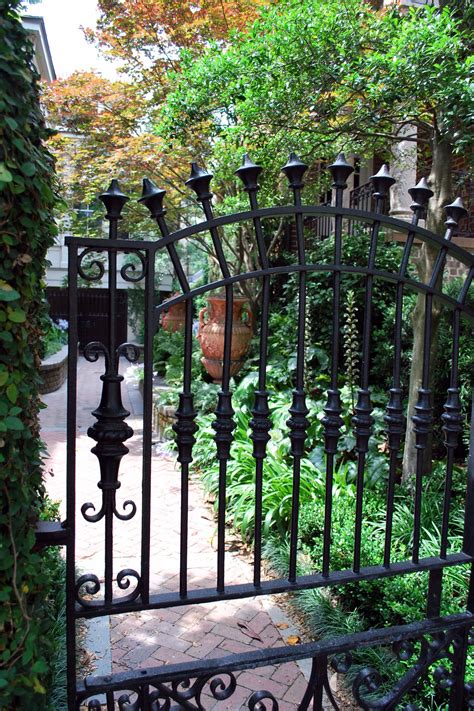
[401,135,452,482]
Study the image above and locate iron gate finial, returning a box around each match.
[185,162,213,202]
[139,177,166,218]
[235,153,262,192]
[408,176,433,215]
[445,196,468,228]
[281,152,308,189]
[370,164,396,200]
[328,152,353,189]
[99,179,129,221]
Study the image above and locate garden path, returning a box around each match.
[40,356,337,710]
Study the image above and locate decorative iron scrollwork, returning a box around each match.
[250,390,272,460]
[287,390,309,457]
[442,387,462,449]
[76,339,142,608]
[322,388,343,454]
[75,568,141,608]
[352,388,374,454]
[120,250,147,282]
[212,391,235,461]
[384,387,405,452]
[248,690,279,710]
[412,387,432,451]
[173,392,198,465]
[81,341,140,525]
[331,651,353,674]
[114,671,238,709]
[78,247,106,282]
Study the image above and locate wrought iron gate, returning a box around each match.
[39,154,474,709]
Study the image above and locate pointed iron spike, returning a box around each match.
[281,152,308,189]
[408,176,434,212]
[328,152,353,188]
[235,153,262,192]
[138,177,166,217]
[445,196,468,227]
[185,162,213,201]
[370,163,396,198]
[99,179,129,219]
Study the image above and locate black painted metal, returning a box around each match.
[37,158,474,709]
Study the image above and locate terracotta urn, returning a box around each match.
[197,294,253,381]
[161,293,185,332]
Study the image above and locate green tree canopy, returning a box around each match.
[160,0,473,229]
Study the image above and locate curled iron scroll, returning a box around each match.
[113,498,137,521]
[83,341,111,370]
[120,250,147,282]
[115,568,142,604]
[75,573,101,608]
[117,342,141,364]
[248,690,279,710]
[78,248,106,282]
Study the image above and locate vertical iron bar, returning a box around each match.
[108,249,117,355]
[322,155,353,576]
[440,309,460,559]
[97,181,129,605]
[236,156,271,588]
[178,297,193,597]
[384,180,432,567]
[106,690,115,710]
[353,166,394,573]
[298,657,319,710]
[463,390,474,566]
[411,291,433,565]
[185,164,235,594]
[282,154,309,583]
[412,199,465,564]
[448,626,470,710]
[140,180,197,599]
[311,656,326,711]
[140,248,155,604]
[426,568,443,618]
[441,268,473,558]
[250,185,269,588]
[66,243,78,708]
[200,197,234,593]
[104,240,117,606]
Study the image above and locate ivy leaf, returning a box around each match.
[6,384,17,404]
[4,416,24,431]
[4,116,17,130]
[0,372,8,386]
[0,282,20,301]
[8,308,26,323]
[21,162,36,177]
[0,163,13,183]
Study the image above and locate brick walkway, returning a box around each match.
[40,356,335,710]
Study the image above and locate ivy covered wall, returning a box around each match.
[0,1,59,704]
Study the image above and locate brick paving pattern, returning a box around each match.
[41,356,335,709]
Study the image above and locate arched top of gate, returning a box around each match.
[153,204,474,267]
[80,153,473,321]
[139,154,473,323]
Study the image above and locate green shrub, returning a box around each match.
[193,373,390,541]
[273,232,411,392]
[42,316,68,359]
[266,474,471,710]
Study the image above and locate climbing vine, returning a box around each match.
[0,2,59,705]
